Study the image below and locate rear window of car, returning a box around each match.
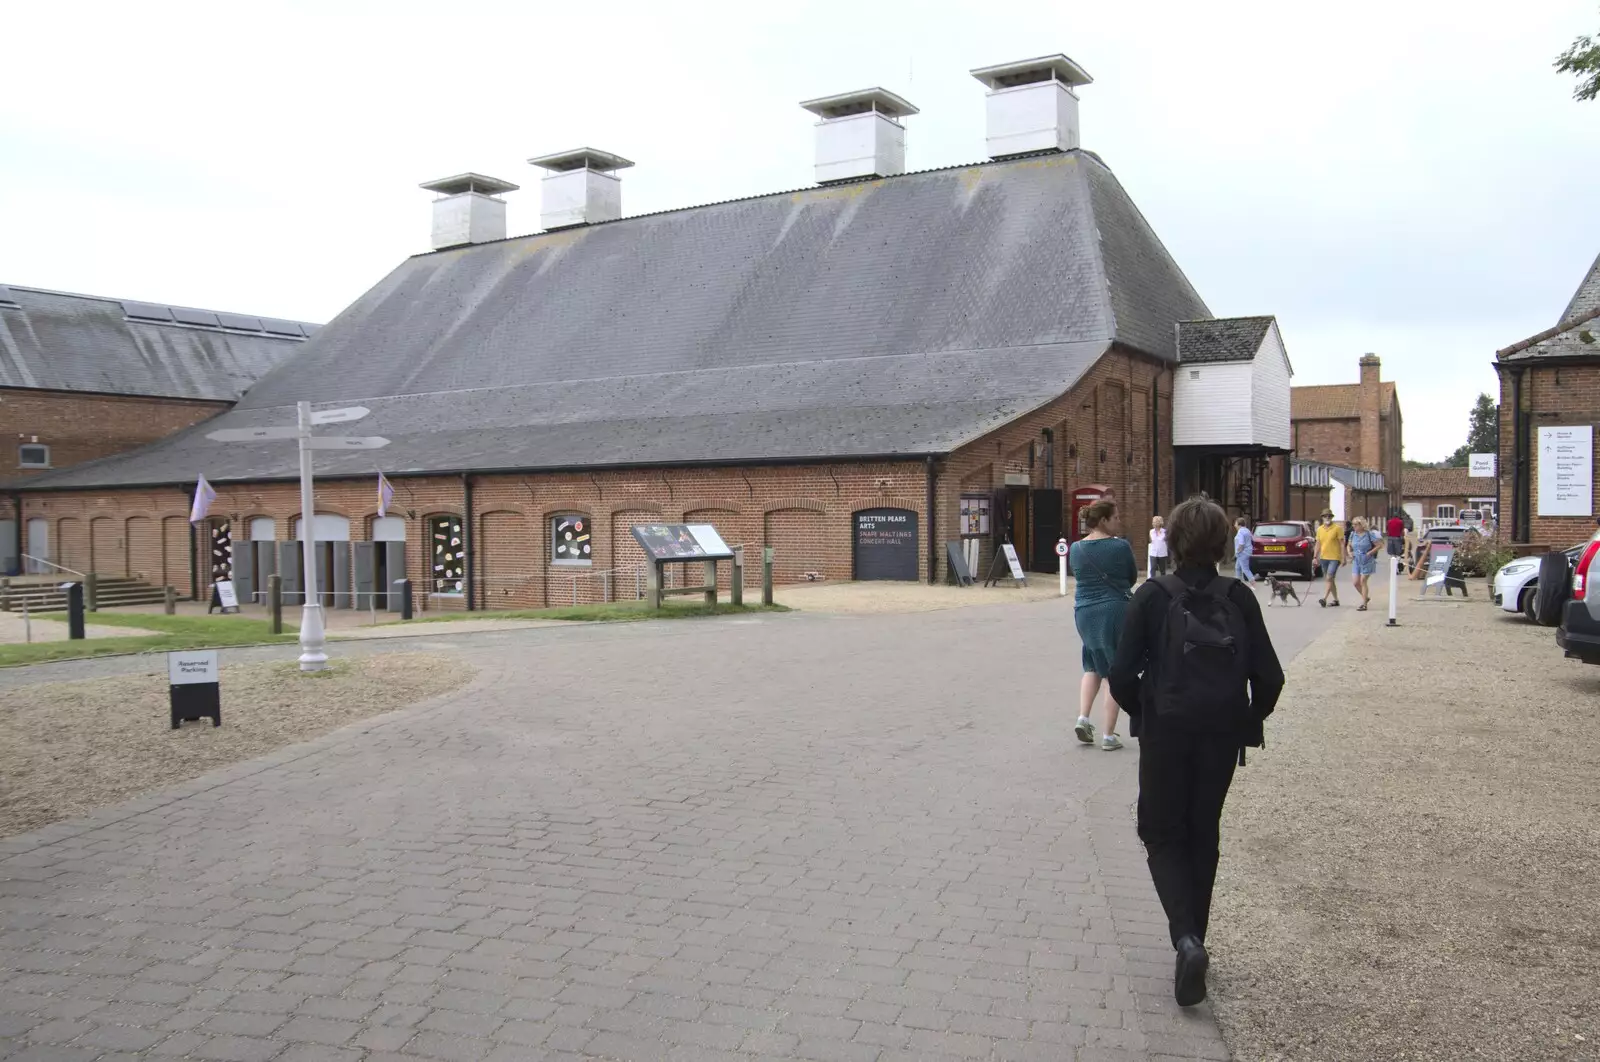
[1254,524,1303,538]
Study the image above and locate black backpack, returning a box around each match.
[1152,575,1253,733]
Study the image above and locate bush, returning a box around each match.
[1452,531,1515,578]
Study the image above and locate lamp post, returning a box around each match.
[208,402,388,671]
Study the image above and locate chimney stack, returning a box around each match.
[419,173,519,250]
[1358,354,1382,473]
[527,148,633,230]
[798,88,919,185]
[969,54,1093,159]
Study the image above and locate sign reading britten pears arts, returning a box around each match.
[853,509,918,581]
[1537,426,1593,517]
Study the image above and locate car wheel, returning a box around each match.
[1521,582,1539,622]
[1533,552,1571,627]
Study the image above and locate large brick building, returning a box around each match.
[1496,252,1600,548]
[12,56,1291,608]
[0,284,314,575]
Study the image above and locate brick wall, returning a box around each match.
[0,388,229,478]
[15,348,1177,603]
[1498,362,1600,547]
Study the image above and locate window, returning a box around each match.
[430,515,465,593]
[18,444,49,469]
[1436,504,1456,519]
[551,514,592,566]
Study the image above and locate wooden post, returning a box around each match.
[731,548,743,607]
[84,571,98,613]
[647,560,661,610]
[266,574,282,634]
[762,547,774,606]
[164,585,177,616]
[704,559,717,607]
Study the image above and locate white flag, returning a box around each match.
[190,475,217,525]
[378,472,395,519]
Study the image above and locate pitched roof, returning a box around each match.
[1497,252,1600,364]
[1176,316,1274,363]
[0,285,316,400]
[1291,381,1396,420]
[22,150,1212,490]
[1402,466,1481,498]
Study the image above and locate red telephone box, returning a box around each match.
[1070,485,1113,540]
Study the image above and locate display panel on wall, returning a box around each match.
[853,508,918,581]
[430,515,465,593]
[210,521,232,580]
[552,514,592,565]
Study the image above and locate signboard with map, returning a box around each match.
[630,524,735,560]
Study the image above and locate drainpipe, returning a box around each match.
[1150,377,1161,514]
[925,456,937,584]
[188,515,199,601]
[462,474,475,611]
[1510,368,1526,542]
[8,492,20,575]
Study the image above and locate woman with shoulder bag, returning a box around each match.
[1070,499,1138,751]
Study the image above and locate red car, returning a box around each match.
[1251,521,1318,580]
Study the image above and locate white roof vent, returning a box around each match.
[527,148,633,230]
[798,88,919,185]
[418,173,519,250]
[969,54,1093,159]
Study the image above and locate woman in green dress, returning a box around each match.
[1069,499,1138,751]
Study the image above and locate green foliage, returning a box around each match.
[1556,26,1600,101]
[1451,531,1514,578]
[1443,393,1498,467]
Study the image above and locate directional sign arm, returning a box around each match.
[303,436,390,450]
[207,426,302,442]
[309,406,371,426]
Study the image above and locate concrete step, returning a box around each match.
[0,577,170,613]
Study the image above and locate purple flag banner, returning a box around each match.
[190,475,217,525]
[378,472,395,519]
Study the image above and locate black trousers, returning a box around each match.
[1136,734,1240,948]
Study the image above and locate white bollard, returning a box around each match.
[1387,553,1400,627]
[1056,537,1069,597]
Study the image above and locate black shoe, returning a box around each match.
[1174,934,1209,1007]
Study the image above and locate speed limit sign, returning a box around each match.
[1055,538,1069,557]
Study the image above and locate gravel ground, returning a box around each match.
[1209,587,1600,1061]
[0,651,473,838]
[775,578,1068,613]
[0,610,159,644]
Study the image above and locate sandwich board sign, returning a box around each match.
[168,650,221,729]
[209,579,240,614]
[1422,543,1454,598]
[985,541,1029,587]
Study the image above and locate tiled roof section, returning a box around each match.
[1291,381,1396,420]
[20,151,1210,488]
[1497,252,1600,364]
[1176,316,1273,364]
[1561,252,1600,323]
[0,286,315,400]
[1402,466,1480,498]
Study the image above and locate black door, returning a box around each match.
[1031,489,1063,572]
[853,508,918,581]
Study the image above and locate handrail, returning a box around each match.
[19,553,86,579]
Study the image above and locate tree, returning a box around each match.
[1556,19,1600,101]
[1444,393,1498,467]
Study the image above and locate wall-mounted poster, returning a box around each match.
[1537,426,1593,517]
[959,494,992,537]
[430,514,465,593]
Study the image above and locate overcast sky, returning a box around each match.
[2,0,1596,462]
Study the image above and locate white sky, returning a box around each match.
[2,0,1596,462]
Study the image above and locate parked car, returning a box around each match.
[1251,521,1317,579]
[1459,509,1486,530]
[1493,543,1585,623]
[1557,531,1600,665]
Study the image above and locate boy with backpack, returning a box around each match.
[1108,498,1284,1008]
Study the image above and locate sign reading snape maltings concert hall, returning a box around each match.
[168,650,221,729]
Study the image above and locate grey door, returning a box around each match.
[254,542,278,603]
[276,541,302,604]
[26,518,49,573]
[852,508,919,581]
[234,543,255,606]
[354,542,376,610]
[0,519,15,575]
[332,542,352,609]
[385,542,406,612]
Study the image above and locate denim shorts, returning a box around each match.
[1321,559,1341,578]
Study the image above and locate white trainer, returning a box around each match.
[1074,717,1096,744]
[1102,734,1124,751]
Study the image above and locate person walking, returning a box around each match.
[1386,513,1406,563]
[1347,517,1381,610]
[1233,517,1255,585]
[1315,509,1345,607]
[1070,499,1137,752]
[1109,498,1284,1007]
[1149,516,1170,580]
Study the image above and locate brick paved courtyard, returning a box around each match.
[0,598,1329,1061]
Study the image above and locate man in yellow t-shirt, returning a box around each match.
[1315,510,1344,607]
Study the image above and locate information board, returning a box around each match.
[1423,543,1454,597]
[1538,426,1593,517]
[1469,453,1497,478]
[630,524,735,560]
[958,495,992,537]
[215,580,239,612]
[853,509,918,581]
[1002,543,1027,582]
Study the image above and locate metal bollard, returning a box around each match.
[762,547,774,606]
[65,582,86,640]
[397,578,413,621]
[164,585,177,616]
[731,548,744,607]
[267,574,283,634]
[84,572,98,613]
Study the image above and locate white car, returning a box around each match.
[1494,545,1582,621]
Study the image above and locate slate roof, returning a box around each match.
[1402,466,1482,499]
[1291,382,1397,420]
[1176,316,1274,363]
[1497,252,1600,364]
[22,150,1213,490]
[0,285,316,400]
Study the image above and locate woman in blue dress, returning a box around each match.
[1070,499,1138,751]
[1347,516,1381,611]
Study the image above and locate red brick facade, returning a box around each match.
[12,349,1174,604]
[1498,362,1600,547]
[1,387,229,479]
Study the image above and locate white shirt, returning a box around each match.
[1235,526,1253,554]
[1149,528,1168,557]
